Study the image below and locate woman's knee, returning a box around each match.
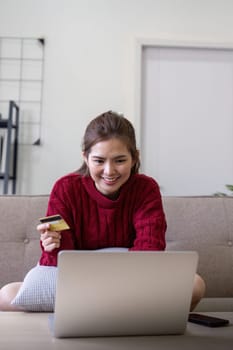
[191,274,206,311]
[0,282,23,311]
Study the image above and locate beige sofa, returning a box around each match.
[0,195,232,311]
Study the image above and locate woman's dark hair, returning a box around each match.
[77,111,140,176]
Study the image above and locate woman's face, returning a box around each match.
[84,138,135,198]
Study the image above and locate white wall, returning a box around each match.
[0,0,233,194]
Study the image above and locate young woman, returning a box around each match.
[0,111,205,311]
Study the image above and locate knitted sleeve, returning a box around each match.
[39,175,77,266]
[130,177,166,251]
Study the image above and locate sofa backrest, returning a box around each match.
[163,196,233,298]
[0,195,232,298]
[0,195,48,287]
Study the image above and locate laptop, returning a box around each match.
[50,250,198,338]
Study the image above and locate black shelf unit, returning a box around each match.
[0,101,19,194]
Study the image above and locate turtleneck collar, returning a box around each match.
[81,174,136,209]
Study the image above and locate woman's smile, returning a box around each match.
[101,176,120,185]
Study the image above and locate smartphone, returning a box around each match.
[188,313,229,327]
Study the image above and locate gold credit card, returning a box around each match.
[39,214,70,231]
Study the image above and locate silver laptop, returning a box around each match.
[50,250,198,338]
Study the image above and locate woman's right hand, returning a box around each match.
[37,223,61,252]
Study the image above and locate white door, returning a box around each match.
[141,46,233,196]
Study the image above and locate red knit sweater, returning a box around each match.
[39,173,167,266]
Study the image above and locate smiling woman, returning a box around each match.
[40,111,166,258]
[0,111,205,312]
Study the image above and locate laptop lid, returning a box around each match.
[51,250,198,338]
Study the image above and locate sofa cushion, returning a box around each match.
[11,265,57,312]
